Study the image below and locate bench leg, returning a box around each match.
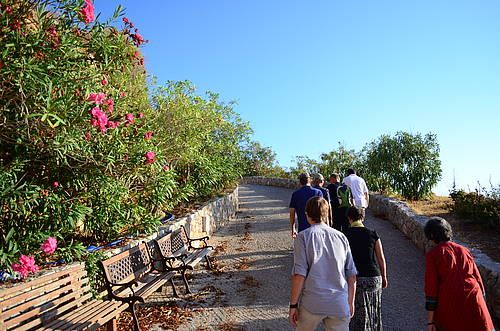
[131,303,140,331]
[106,317,117,331]
[181,269,192,294]
[205,255,214,270]
[170,277,179,297]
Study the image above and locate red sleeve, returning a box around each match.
[425,250,439,310]
[469,251,485,294]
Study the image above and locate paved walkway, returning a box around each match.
[160,184,427,330]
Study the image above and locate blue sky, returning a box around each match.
[96,1,500,195]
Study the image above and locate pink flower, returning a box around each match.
[144,151,156,164]
[12,255,39,279]
[87,92,106,105]
[104,98,114,113]
[163,165,170,171]
[91,107,104,118]
[144,131,153,140]
[52,181,59,188]
[122,17,129,23]
[119,91,126,98]
[101,78,108,86]
[41,237,57,255]
[11,263,28,278]
[80,0,95,24]
[90,107,109,132]
[84,132,92,141]
[125,113,134,125]
[107,120,119,129]
[131,32,145,46]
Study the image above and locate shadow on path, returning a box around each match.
[170,184,427,331]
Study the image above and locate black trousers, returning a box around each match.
[332,207,349,232]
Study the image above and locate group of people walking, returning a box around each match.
[288,170,494,331]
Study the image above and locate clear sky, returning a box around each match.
[95,1,500,196]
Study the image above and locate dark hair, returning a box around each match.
[329,173,339,180]
[424,217,452,243]
[347,206,363,222]
[347,168,355,175]
[312,173,324,186]
[305,197,330,223]
[298,173,310,186]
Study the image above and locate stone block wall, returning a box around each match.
[369,193,500,325]
[241,176,299,189]
[106,187,239,256]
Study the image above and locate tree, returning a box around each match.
[242,141,287,178]
[364,132,442,199]
[318,144,364,180]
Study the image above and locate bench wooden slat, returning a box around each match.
[41,298,111,330]
[15,292,93,331]
[1,269,87,313]
[134,271,176,298]
[186,248,213,268]
[3,280,83,324]
[42,299,124,330]
[1,261,125,331]
[0,265,84,299]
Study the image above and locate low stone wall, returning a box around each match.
[106,187,239,256]
[370,193,500,324]
[241,176,299,189]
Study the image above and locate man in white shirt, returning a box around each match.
[342,168,369,219]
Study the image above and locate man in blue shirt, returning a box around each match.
[289,173,323,238]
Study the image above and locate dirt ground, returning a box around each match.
[406,195,500,263]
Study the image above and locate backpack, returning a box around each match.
[336,184,353,208]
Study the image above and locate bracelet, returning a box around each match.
[427,322,434,325]
[289,303,298,309]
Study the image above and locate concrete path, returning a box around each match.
[169,184,427,330]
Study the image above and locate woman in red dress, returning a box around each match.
[424,217,494,331]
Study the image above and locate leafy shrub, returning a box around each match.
[364,132,442,199]
[242,141,288,178]
[450,185,500,229]
[0,0,251,271]
[287,132,441,200]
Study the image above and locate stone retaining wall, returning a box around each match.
[369,193,500,324]
[105,187,239,256]
[240,176,299,189]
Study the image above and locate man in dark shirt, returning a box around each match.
[326,173,352,232]
[289,173,323,238]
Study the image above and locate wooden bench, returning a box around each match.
[0,263,127,331]
[153,225,214,294]
[100,242,176,331]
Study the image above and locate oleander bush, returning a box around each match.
[0,0,251,273]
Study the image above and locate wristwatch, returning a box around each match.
[289,303,298,309]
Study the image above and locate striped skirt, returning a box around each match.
[349,276,383,331]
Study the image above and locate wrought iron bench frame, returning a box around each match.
[153,225,214,294]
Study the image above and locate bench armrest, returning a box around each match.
[155,252,193,271]
[188,236,210,249]
[103,279,144,302]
